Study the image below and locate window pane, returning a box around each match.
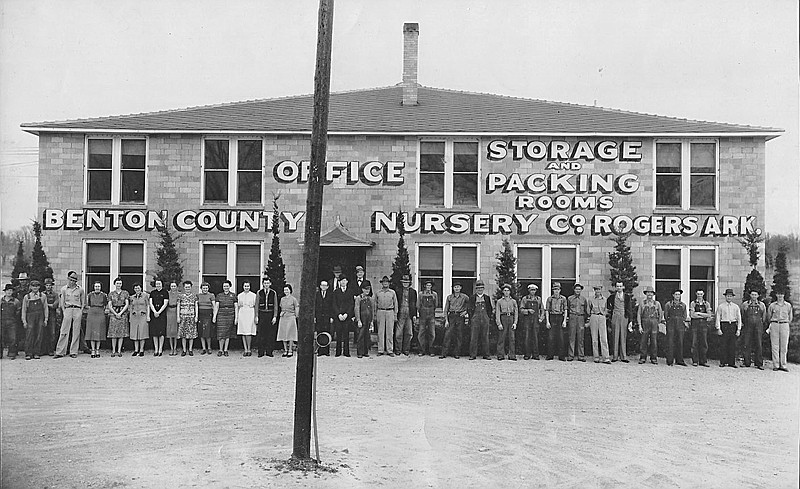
[419,247,443,274]
[121,170,145,202]
[453,142,478,172]
[517,247,543,280]
[202,276,226,296]
[121,140,146,169]
[204,172,228,202]
[420,174,444,206]
[452,247,477,276]
[656,143,681,173]
[205,140,229,169]
[119,243,143,273]
[88,170,112,202]
[551,248,576,280]
[238,140,262,170]
[88,139,112,169]
[237,172,262,203]
[420,142,445,172]
[656,175,681,206]
[236,275,260,294]
[690,143,716,173]
[690,175,715,207]
[690,249,714,266]
[236,244,260,275]
[453,174,478,206]
[203,244,227,275]
[418,277,444,305]
[86,275,110,294]
[86,243,111,273]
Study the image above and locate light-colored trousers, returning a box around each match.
[589,315,610,361]
[769,322,790,368]
[55,308,82,356]
[376,310,395,354]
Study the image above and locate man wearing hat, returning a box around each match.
[21,279,48,360]
[495,284,518,360]
[663,289,689,366]
[689,288,713,366]
[13,272,30,351]
[637,286,663,364]
[374,276,398,356]
[314,280,334,356]
[606,282,634,362]
[441,282,469,359]
[588,285,611,363]
[330,265,345,292]
[545,282,568,361]
[468,280,493,360]
[566,283,590,361]
[1,283,22,359]
[354,266,372,297]
[715,288,742,368]
[55,270,85,358]
[41,277,60,356]
[741,289,767,369]
[332,276,355,357]
[393,275,417,356]
[416,280,438,356]
[519,284,544,360]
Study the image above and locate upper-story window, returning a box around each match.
[655,140,717,210]
[86,137,147,204]
[202,138,263,205]
[418,140,479,208]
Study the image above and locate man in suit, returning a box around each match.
[354,266,372,297]
[394,274,417,356]
[314,280,334,356]
[606,281,634,362]
[256,277,278,357]
[332,276,355,357]
[468,280,493,360]
[331,265,344,292]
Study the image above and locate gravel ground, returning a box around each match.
[1,349,798,488]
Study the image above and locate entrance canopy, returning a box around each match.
[318,216,374,248]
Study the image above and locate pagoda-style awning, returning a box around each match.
[316,216,374,248]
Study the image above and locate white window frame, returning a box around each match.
[514,244,580,294]
[84,135,149,205]
[415,243,480,301]
[199,241,264,291]
[652,139,719,211]
[653,245,718,304]
[200,137,265,206]
[416,139,481,209]
[82,239,148,291]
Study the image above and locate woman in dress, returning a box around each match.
[106,278,130,357]
[166,281,180,355]
[149,280,168,356]
[85,281,107,358]
[236,281,257,357]
[197,282,215,355]
[178,280,198,356]
[278,284,299,357]
[128,283,150,357]
[213,280,237,357]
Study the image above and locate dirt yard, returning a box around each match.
[1,350,798,488]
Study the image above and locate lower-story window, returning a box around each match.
[516,245,579,296]
[417,244,478,302]
[84,240,146,293]
[654,246,717,306]
[201,242,262,294]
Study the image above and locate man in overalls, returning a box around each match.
[468,280,493,360]
[663,289,689,366]
[416,280,438,356]
[545,282,568,361]
[741,290,766,369]
[519,284,544,360]
[21,280,48,360]
[354,283,376,358]
[41,277,60,356]
[689,289,713,367]
[637,286,663,364]
[1,284,21,359]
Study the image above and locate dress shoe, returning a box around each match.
[621,359,630,363]
[509,357,517,361]
[188,350,194,356]
[779,367,789,372]
[181,351,186,356]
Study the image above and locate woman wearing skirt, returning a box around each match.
[278,284,299,357]
[236,281,257,357]
[107,278,130,357]
[85,282,107,358]
[213,280,237,357]
[178,280,198,356]
[149,280,168,356]
[128,284,150,357]
[197,282,215,355]
[166,281,180,355]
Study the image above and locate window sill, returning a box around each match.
[84,202,148,208]
[415,205,481,213]
[199,203,267,209]
[652,207,718,215]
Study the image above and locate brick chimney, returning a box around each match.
[402,22,419,106]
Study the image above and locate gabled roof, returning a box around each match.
[21,85,782,137]
[318,217,373,248]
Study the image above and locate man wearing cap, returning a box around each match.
[441,282,468,359]
[588,285,611,363]
[637,286,663,364]
[689,289,713,367]
[468,280,493,360]
[566,283,590,361]
[416,280,438,356]
[495,284,518,360]
[257,277,278,357]
[41,277,60,356]
[332,276,355,357]
[545,282,568,361]
[21,280,48,360]
[606,282,634,362]
[55,270,85,358]
[13,272,30,351]
[375,276,398,356]
[519,284,544,360]
[354,266,372,297]
[314,280,334,356]
[715,288,742,368]
[394,275,417,356]
[1,284,22,359]
[741,290,767,369]
[663,289,689,366]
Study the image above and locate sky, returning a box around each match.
[1,0,798,234]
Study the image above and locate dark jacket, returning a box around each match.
[314,289,334,327]
[393,286,418,318]
[257,288,278,324]
[606,292,635,324]
[353,278,373,297]
[467,294,493,322]
[332,285,355,320]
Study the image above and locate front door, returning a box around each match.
[318,247,368,284]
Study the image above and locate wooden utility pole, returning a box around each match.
[292,0,334,460]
